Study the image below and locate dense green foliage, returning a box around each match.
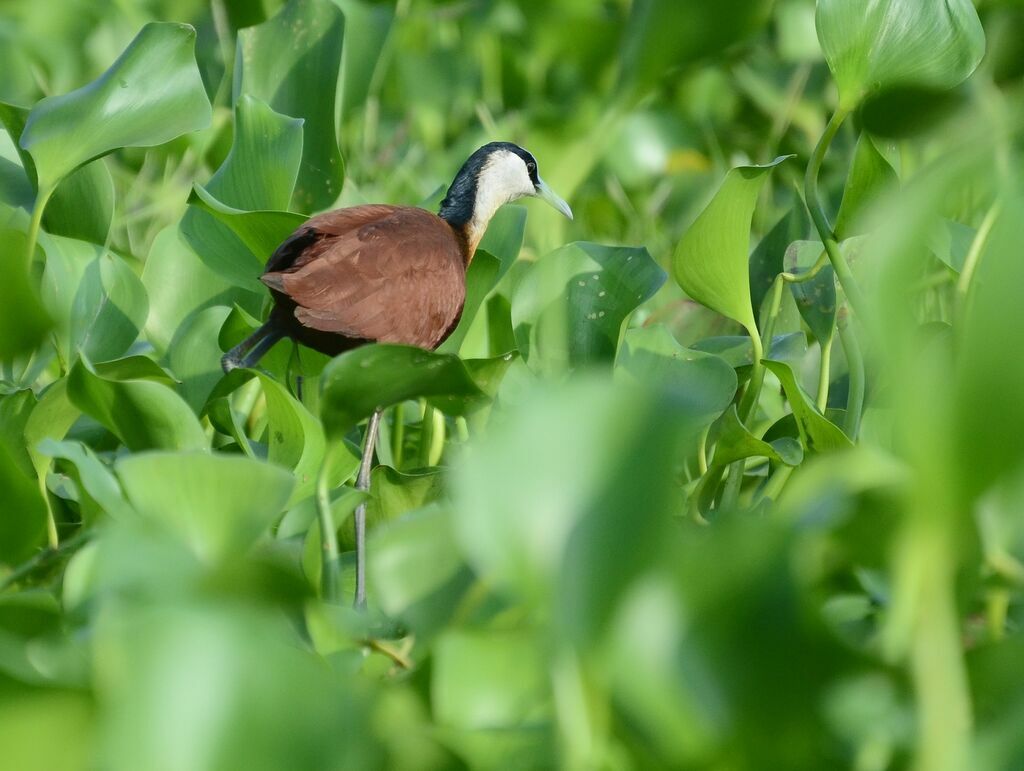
[2,1,1023,768]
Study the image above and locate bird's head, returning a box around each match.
[439,141,572,252]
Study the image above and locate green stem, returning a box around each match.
[418,401,434,469]
[838,322,864,440]
[805,109,868,319]
[956,201,1001,313]
[25,186,53,270]
[816,336,833,412]
[316,445,341,604]
[391,403,405,471]
[0,529,90,593]
[758,465,794,505]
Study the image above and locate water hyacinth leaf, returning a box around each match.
[929,219,974,274]
[763,359,852,452]
[320,344,489,437]
[19,23,212,192]
[437,251,500,354]
[691,333,807,369]
[115,453,294,563]
[428,352,517,414]
[256,372,326,505]
[453,376,696,640]
[341,465,445,552]
[167,305,233,412]
[143,226,259,354]
[477,205,526,281]
[181,95,304,288]
[235,0,345,212]
[835,134,899,239]
[0,389,35,475]
[35,438,132,521]
[512,242,665,376]
[187,185,306,287]
[24,378,80,481]
[618,0,773,98]
[672,157,792,338]
[749,203,809,316]
[67,356,207,452]
[368,503,471,637]
[40,234,148,366]
[335,0,394,116]
[615,325,737,432]
[0,229,51,360]
[44,159,115,245]
[816,0,985,111]
[711,405,803,468]
[432,629,553,767]
[783,240,836,346]
[0,441,48,565]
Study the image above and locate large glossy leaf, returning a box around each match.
[20,23,211,192]
[255,372,327,505]
[181,95,304,288]
[437,251,500,355]
[763,359,852,452]
[783,241,836,346]
[478,205,527,281]
[672,157,792,338]
[0,228,51,359]
[334,0,394,117]
[749,204,809,316]
[235,0,346,212]
[512,242,665,376]
[816,0,985,110]
[320,345,490,437]
[115,452,294,563]
[834,134,898,239]
[615,325,737,429]
[67,356,207,452]
[187,185,306,287]
[44,160,115,245]
[0,441,48,566]
[36,438,132,521]
[618,0,773,98]
[711,405,803,468]
[40,234,148,365]
[142,225,258,355]
[167,306,233,412]
[24,379,81,483]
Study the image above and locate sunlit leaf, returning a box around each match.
[835,134,898,239]
[36,438,132,521]
[0,441,48,566]
[235,0,346,211]
[816,0,985,110]
[672,157,792,338]
[0,229,51,360]
[763,359,852,452]
[512,242,665,376]
[711,405,803,468]
[67,356,207,452]
[20,23,212,192]
[182,95,304,288]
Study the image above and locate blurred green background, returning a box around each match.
[2,0,1024,769]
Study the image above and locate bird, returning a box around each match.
[219,141,573,607]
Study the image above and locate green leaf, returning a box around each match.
[368,503,470,637]
[36,438,132,521]
[929,219,974,274]
[834,134,898,240]
[672,157,792,337]
[181,95,304,288]
[783,241,836,346]
[235,0,346,211]
[24,378,81,482]
[0,441,48,566]
[67,356,207,452]
[437,251,500,355]
[816,0,985,111]
[320,345,489,438]
[256,372,326,506]
[692,333,807,369]
[334,0,394,116]
[39,234,148,365]
[43,159,115,245]
[615,325,737,430]
[0,389,35,476]
[618,0,773,98]
[187,184,306,288]
[142,225,258,355]
[20,23,212,192]
[477,205,527,281]
[749,204,810,317]
[115,452,294,563]
[711,405,803,468]
[167,306,233,412]
[512,242,666,376]
[344,465,445,552]
[762,359,852,452]
[0,229,51,360]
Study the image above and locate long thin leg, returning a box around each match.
[354,409,382,609]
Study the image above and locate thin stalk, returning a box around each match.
[316,445,342,604]
[697,425,710,476]
[956,201,1001,311]
[391,402,405,471]
[805,109,868,319]
[816,336,834,412]
[0,529,90,593]
[25,186,54,270]
[418,402,435,469]
[838,322,864,440]
[758,465,794,506]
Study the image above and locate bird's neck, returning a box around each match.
[439,172,507,264]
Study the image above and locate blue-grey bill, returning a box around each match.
[534,178,573,220]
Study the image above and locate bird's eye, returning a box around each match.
[527,162,536,173]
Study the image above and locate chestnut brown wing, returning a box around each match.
[261,206,467,350]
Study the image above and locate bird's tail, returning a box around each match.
[221,320,284,373]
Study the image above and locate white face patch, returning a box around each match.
[465,150,535,251]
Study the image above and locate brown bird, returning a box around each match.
[220,141,572,606]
